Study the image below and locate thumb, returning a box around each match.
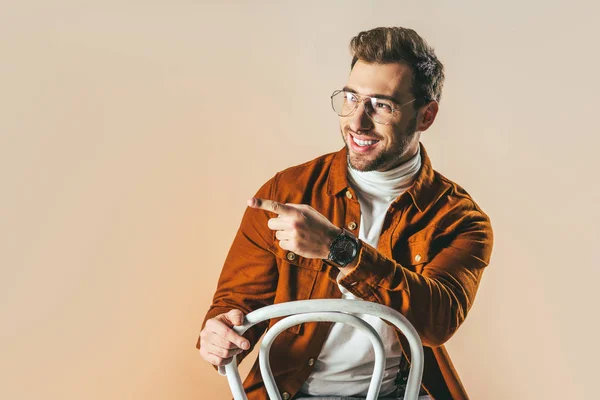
[223,309,245,326]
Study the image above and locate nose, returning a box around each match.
[348,99,374,132]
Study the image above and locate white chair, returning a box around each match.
[218,299,424,400]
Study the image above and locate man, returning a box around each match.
[197,26,493,400]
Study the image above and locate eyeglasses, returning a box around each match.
[330,89,416,125]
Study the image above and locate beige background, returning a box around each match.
[1,1,598,399]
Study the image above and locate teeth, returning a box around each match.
[353,137,377,147]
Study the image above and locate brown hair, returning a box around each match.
[350,27,445,108]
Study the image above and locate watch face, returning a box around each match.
[333,237,357,264]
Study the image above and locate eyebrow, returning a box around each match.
[342,86,401,104]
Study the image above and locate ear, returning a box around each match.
[416,100,439,132]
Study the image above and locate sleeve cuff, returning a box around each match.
[338,240,405,297]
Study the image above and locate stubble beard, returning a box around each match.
[344,114,418,172]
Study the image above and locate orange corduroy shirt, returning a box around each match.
[197,143,494,400]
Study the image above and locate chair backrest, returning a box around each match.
[218,299,424,400]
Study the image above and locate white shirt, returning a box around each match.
[301,148,425,397]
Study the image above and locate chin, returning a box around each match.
[348,154,384,172]
[343,133,388,171]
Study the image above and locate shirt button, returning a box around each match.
[414,254,422,262]
[282,392,290,400]
[308,358,315,366]
[287,252,297,261]
[345,190,353,199]
[347,221,357,230]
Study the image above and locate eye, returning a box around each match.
[375,101,393,112]
[345,92,358,103]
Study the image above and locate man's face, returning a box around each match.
[340,60,421,172]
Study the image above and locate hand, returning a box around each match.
[198,309,250,367]
[248,198,342,259]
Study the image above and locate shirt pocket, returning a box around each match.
[393,240,431,274]
[269,246,324,334]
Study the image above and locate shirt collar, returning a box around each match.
[326,142,449,212]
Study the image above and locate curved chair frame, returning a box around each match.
[218,299,424,400]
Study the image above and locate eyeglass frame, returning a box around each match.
[330,89,417,125]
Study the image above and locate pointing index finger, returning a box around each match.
[247,198,293,216]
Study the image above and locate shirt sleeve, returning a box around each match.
[196,176,278,365]
[337,207,493,347]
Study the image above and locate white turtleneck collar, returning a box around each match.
[347,146,422,203]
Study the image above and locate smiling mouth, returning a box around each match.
[352,136,378,146]
[349,131,380,148]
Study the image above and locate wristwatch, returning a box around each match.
[327,229,360,267]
